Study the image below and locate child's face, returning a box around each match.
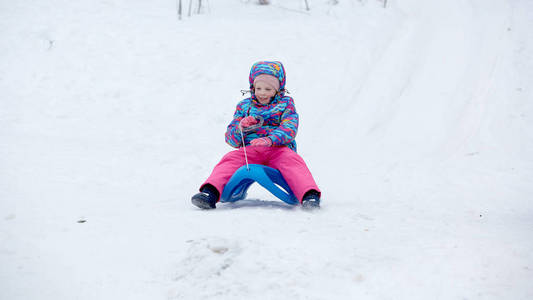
[254,81,277,104]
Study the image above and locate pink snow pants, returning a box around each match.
[201,146,320,203]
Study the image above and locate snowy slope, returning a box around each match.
[1,0,532,299]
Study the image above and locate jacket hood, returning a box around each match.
[248,61,287,95]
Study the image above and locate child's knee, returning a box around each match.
[221,149,243,161]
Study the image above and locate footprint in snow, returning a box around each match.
[174,237,241,282]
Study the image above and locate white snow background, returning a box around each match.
[1,0,532,299]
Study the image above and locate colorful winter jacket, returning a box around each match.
[225,61,299,152]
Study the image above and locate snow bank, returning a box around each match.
[1,0,532,299]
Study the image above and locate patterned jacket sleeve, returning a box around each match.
[268,98,299,146]
[225,101,246,148]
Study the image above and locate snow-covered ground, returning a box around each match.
[1,0,532,299]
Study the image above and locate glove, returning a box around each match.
[240,116,258,128]
[250,137,272,147]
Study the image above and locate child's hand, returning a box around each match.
[240,116,258,128]
[250,137,272,147]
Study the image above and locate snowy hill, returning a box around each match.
[1,0,532,299]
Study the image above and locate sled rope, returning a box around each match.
[238,116,264,171]
[239,124,250,171]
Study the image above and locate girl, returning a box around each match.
[191,61,321,209]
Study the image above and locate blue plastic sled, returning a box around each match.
[220,164,298,205]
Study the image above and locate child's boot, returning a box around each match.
[301,190,320,210]
[191,184,219,209]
